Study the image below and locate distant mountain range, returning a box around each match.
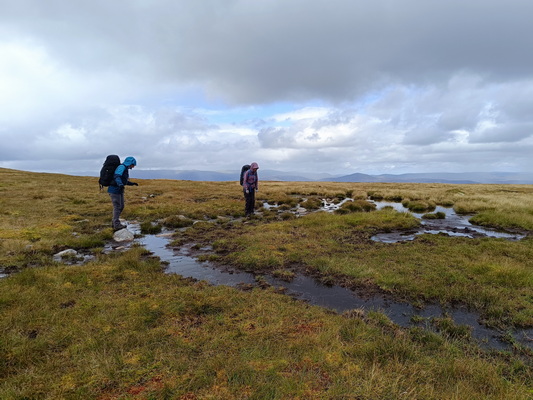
[321,172,533,184]
[125,170,533,184]
[129,169,333,182]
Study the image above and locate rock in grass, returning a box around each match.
[113,229,134,242]
[53,249,78,259]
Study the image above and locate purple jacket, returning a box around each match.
[243,163,259,191]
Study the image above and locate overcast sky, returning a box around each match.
[1,0,533,177]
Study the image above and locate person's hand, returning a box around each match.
[255,188,258,192]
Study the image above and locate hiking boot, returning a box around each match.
[113,223,127,231]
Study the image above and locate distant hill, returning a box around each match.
[133,170,233,181]
[322,172,533,184]
[62,168,533,184]
[133,170,533,184]
[128,169,333,182]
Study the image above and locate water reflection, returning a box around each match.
[140,234,256,286]
[369,201,525,242]
[314,198,525,242]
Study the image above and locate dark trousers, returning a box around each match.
[109,193,125,228]
[244,189,256,215]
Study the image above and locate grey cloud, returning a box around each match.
[258,127,290,148]
[468,122,533,144]
[491,80,533,122]
[179,1,533,103]
[258,114,357,150]
[311,110,355,130]
[437,107,480,132]
[2,0,533,105]
[402,126,450,146]
[364,73,533,149]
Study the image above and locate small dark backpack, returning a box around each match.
[239,164,251,185]
[99,155,121,189]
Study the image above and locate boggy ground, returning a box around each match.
[1,168,533,399]
[176,203,533,331]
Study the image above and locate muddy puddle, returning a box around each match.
[139,233,533,352]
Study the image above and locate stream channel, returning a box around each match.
[134,200,532,352]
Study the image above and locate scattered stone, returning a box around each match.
[54,249,78,258]
[113,228,134,242]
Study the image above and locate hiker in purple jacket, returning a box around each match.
[243,162,259,216]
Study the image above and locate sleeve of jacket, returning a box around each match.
[114,165,126,186]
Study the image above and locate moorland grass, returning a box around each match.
[1,168,532,398]
[1,248,531,399]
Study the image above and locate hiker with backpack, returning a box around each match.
[242,162,259,217]
[104,156,138,230]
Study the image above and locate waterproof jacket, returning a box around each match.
[243,165,259,191]
[108,156,136,194]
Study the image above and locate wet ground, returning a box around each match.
[316,198,527,242]
[2,200,531,352]
[369,201,526,242]
[139,232,533,352]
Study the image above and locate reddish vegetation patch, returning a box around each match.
[288,321,324,336]
[179,394,198,400]
[126,376,165,396]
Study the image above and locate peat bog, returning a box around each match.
[129,196,533,352]
[139,224,533,352]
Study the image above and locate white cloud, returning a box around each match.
[0,41,65,121]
